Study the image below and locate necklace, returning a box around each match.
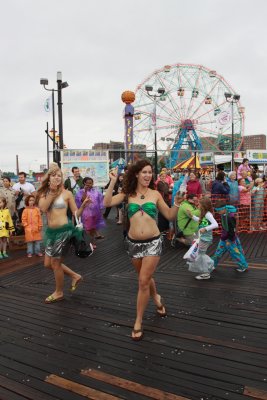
[137,188,149,199]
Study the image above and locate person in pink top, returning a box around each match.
[238,178,251,231]
[186,172,202,197]
[237,158,253,180]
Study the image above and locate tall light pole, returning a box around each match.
[224,92,240,171]
[40,72,69,167]
[145,85,165,177]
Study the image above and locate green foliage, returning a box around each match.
[2,171,15,177]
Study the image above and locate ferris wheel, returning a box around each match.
[133,64,244,167]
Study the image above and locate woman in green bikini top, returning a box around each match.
[104,159,180,342]
[127,202,157,220]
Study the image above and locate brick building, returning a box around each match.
[241,134,266,150]
[92,141,146,162]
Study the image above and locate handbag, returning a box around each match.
[71,212,94,258]
[183,238,200,261]
[176,218,192,238]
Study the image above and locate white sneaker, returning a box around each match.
[195,273,211,280]
[235,268,247,273]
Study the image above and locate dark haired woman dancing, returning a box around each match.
[104,159,180,341]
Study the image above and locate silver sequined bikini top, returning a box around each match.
[50,194,67,210]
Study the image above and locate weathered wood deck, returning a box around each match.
[0,214,266,400]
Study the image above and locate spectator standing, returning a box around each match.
[251,178,266,230]
[227,171,239,205]
[186,172,202,197]
[237,158,253,180]
[12,172,36,222]
[22,195,43,257]
[64,166,83,196]
[238,178,251,230]
[196,172,207,194]
[211,172,230,203]
[114,173,124,225]
[0,196,15,258]
[156,172,170,233]
[0,176,16,218]
[240,170,254,189]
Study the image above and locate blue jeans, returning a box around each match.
[27,241,41,255]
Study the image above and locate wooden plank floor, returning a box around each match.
[0,213,266,400]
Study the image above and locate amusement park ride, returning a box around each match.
[123,64,245,169]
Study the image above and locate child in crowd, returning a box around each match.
[212,200,248,273]
[0,196,15,258]
[186,197,218,280]
[22,195,43,257]
[238,178,251,231]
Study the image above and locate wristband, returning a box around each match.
[174,202,179,208]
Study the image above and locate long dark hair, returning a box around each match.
[122,159,154,196]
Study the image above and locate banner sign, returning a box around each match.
[62,149,109,187]
[246,149,267,163]
[199,152,214,165]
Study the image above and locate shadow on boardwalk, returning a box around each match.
[0,216,267,400]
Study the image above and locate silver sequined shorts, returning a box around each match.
[45,230,72,258]
[125,234,163,259]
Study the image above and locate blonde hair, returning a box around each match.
[36,162,63,203]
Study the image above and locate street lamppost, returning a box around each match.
[145,85,165,177]
[40,72,69,167]
[224,92,240,171]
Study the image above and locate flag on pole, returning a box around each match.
[44,97,51,112]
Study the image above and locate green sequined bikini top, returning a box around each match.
[127,202,157,220]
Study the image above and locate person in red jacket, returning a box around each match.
[186,172,202,197]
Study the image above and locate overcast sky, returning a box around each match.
[1,0,267,172]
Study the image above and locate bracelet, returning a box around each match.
[174,202,179,208]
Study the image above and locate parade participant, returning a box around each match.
[21,195,43,257]
[75,177,105,249]
[12,172,36,222]
[212,200,248,273]
[0,176,16,218]
[103,159,180,341]
[37,163,90,304]
[185,197,218,280]
[0,196,15,259]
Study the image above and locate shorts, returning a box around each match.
[125,234,163,259]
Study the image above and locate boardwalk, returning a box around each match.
[0,216,267,400]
